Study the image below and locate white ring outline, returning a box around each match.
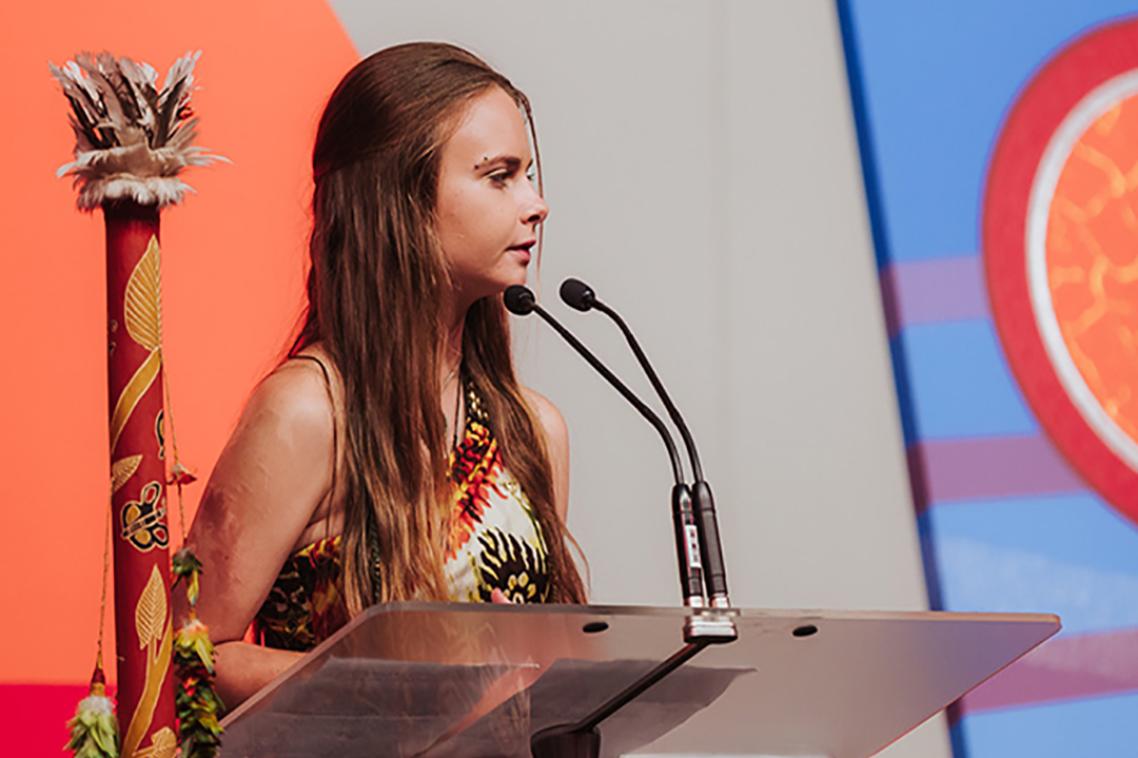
[1027,70,1138,473]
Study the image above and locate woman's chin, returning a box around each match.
[462,275,530,305]
[497,269,531,292]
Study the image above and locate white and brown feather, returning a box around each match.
[50,50,225,210]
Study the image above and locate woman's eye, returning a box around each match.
[489,171,510,185]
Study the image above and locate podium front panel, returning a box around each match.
[221,603,1058,757]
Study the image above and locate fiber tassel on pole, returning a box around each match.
[66,667,120,758]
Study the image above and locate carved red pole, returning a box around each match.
[105,201,177,757]
[52,50,221,758]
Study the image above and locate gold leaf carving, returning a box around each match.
[124,235,163,351]
[121,613,173,758]
[135,726,177,758]
[111,454,143,495]
[134,564,166,650]
[109,349,162,454]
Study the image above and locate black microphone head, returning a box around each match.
[560,277,596,312]
[503,285,537,315]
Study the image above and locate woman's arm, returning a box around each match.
[210,641,304,707]
[174,360,335,707]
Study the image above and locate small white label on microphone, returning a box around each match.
[684,524,702,570]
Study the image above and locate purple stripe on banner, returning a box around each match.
[908,435,1085,511]
[954,627,1138,718]
[880,255,990,337]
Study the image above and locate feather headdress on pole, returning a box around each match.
[50,51,225,210]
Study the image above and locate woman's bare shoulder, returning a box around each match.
[521,386,570,521]
[520,386,568,446]
[243,357,335,441]
[205,354,338,510]
[521,384,569,459]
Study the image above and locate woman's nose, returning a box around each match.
[523,188,549,226]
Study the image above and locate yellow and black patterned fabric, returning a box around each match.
[253,376,552,652]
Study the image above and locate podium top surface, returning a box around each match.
[221,603,1059,757]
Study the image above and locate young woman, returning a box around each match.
[178,42,587,708]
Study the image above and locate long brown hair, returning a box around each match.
[289,42,586,613]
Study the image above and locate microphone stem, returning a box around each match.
[531,304,686,485]
[592,300,704,482]
[590,298,730,607]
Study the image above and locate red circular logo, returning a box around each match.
[985,16,1138,525]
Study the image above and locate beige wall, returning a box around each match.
[329,1,948,755]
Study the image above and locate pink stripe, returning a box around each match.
[909,435,1085,511]
[955,627,1138,717]
[880,256,990,337]
[0,682,98,756]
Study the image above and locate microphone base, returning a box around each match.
[683,610,739,644]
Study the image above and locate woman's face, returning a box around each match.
[435,86,549,305]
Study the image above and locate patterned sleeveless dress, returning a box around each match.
[252,364,553,651]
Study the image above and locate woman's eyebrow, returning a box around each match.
[473,154,534,172]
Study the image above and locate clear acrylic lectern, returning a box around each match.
[220,603,1059,757]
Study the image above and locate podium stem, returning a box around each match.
[531,642,709,758]
[579,642,706,730]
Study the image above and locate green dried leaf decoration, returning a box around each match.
[173,549,223,758]
[172,547,203,608]
[65,683,119,758]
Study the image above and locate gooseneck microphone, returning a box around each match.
[560,278,704,481]
[559,277,731,610]
[504,285,706,607]
[508,283,735,758]
[504,285,684,486]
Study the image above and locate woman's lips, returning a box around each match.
[508,243,534,264]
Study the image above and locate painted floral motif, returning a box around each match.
[120,480,169,552]
[473,528,550,604]
[254,535,346,651]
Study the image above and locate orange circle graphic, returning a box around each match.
[1048,94,1138,447]
[986,17,1138,528]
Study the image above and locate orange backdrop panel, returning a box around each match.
[0,0,357,710]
